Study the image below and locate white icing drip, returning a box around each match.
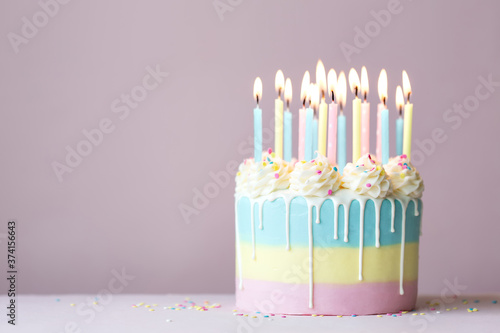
[358,198,367,280]
[412,199,419,216]
[343,203,351,242]
[396,198,407,295]
[315,205,320,224]
[235,200,243,290]
[250,200,256,260]
[307,203,314,309]
[332,200,339,240]
[285,197,291,251]
[389,198,396,233]
[259,201,264,230]
[373,200,382,248]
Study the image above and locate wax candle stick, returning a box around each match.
[396,85,404,156]
[284,78,293,162]
[381,109,389,165]
[298,71,310,161]
[304,83,315,161]
[377,69,389,164]
[274,70,284,158]
[376,69,387,162]
[327,68,338,165]
[360,67,370,156]
[349,68,361,163]
[253,77,263,162]
[337,71,347,173]
[402,71,413,159]
[316,60,328,156]
[311,84,320,159]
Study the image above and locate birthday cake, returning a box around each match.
[234,63,424,316]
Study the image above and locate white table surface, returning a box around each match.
[1,294,499,332]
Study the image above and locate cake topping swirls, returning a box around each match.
[235,158,255,194]
[341,154,391,198]
[290,153,341,197]
[384,154,424,198]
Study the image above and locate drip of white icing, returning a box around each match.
[235,200,243,290]
[358,198,367,280]
[332,200,339,240]
[307,203,314,309]
[285,197,291,251]
[373,200,382,248]
[235,189,422,308]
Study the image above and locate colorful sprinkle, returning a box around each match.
[268,148,272,154]
[328,189,333,195]
[317,170,322,175]
[274,173,279,179]
[237,172,241,176]
[334,166,338,172]
[493,300,497,304]
[271,152,276,158]
[366,183,372,188]
[351,314,357,317]
[474,300,479,303]
[337,315,342,318]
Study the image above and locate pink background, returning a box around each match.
[0,0,499,295]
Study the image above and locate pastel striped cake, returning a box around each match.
[235,152,424,315]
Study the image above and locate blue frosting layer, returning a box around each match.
[237,196,421,248]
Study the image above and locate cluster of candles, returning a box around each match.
[252,60,414,173]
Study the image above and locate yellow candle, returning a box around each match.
[275,70,284,158]
[402,70,413,159]
[349,68,361,162]
[316,60,328,156]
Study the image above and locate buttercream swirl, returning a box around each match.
[384,155,424,198]
[341,154,391,198]
[290,154,341,197]
[245,152,293,198]
[235,158,255,194]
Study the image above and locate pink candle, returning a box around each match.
[327,102,337,164]
[376,103,384,161]
[361,101,370,156]
[298,107,306,161]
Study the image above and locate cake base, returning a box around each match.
[236,278,417,316]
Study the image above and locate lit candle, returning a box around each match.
[349,68,361,162]
[396,85,404,156]
[327,68,338,165]
[284,78,293,162]
[253,77,263,162]
[360,66,370,156]
[316,60,328,157]
[298,71,310,161]
[337,71,347,173]
[376,69,388,161]
[275,70,284,158]
[311,84,320,159]
[402,70,413,159]
[304,83,315,161]
[378,69,389,164]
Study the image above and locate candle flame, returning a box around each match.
[327,69,337,101]
[310,83,320,110]
[300,71,310,105]
[337,71,347,110]
[348,68,360,97]
[275,70,284,97]
[316,59,327,99]
[378,69,388,105]
[284,78,292,108]
[254,77,262,104]
[360,66,369,100]
[396,85,404,111]
[402,70,412,102]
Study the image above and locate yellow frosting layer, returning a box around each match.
[237,242,419,284]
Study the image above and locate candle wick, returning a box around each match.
[363,92,367,102]
[331,91,335,102]
[303,98,306,107]
[399,107,403,116]
[407,92,411,103]
[279,88,282,98]
[256,95,260,106]
[382,96,386,106]
[355,86,358,98]
[286,100,290,110]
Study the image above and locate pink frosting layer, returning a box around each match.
[236,279,418,316]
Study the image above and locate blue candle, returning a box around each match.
[254,107,262,162]
[284,111,292,162]
[312,118,318,157]
[381,108,389,164]
[304,108,314,161]
[337,112,346,174]
[396,116,403,156]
